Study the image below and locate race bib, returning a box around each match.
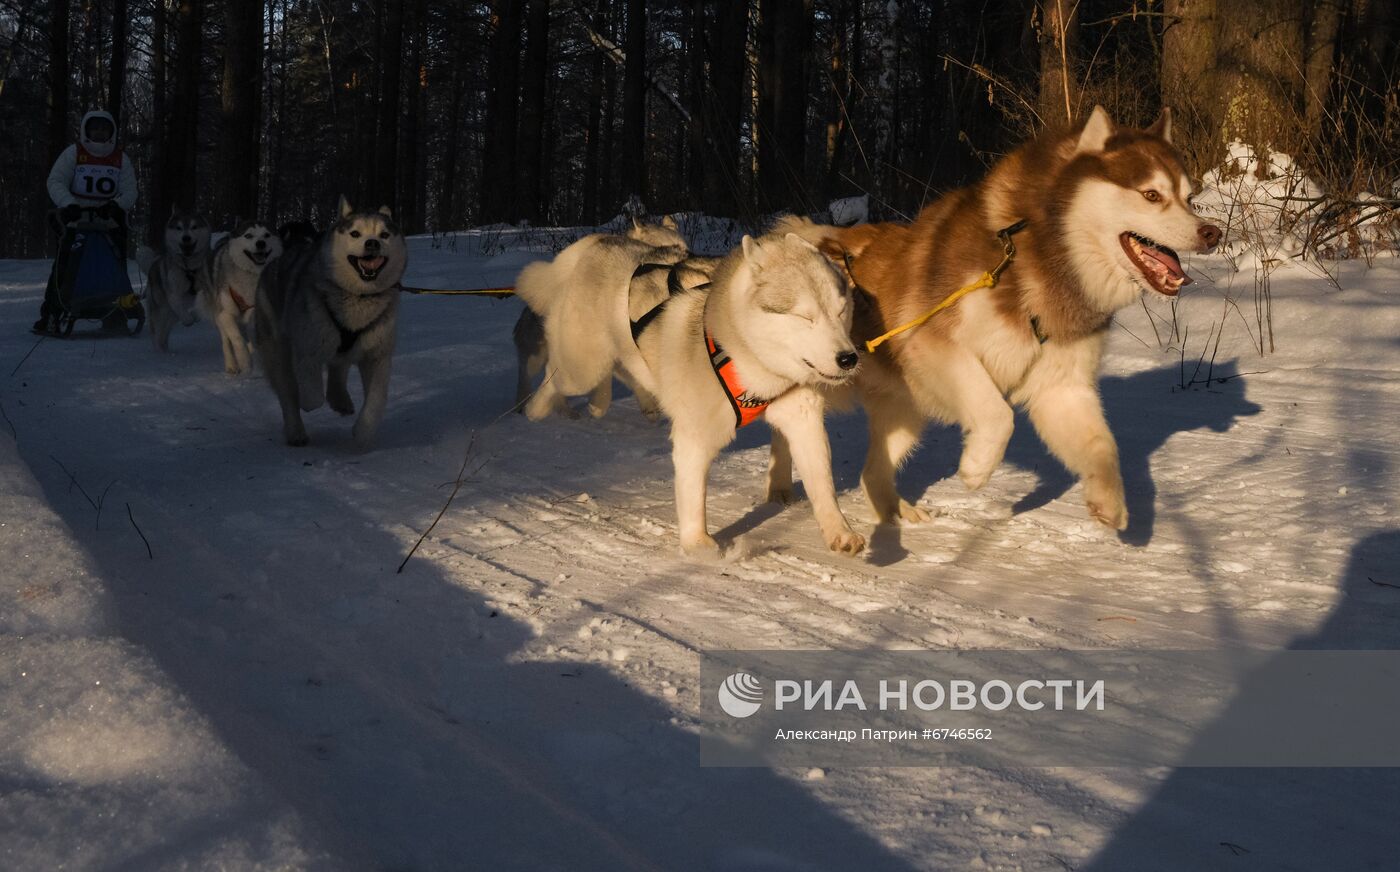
[72,161,121,200]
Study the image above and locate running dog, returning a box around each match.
[635,232,865,556]
[778,107,1221,530]
[142,209,211,351]
[255,198,406,448]
[513,217,688,420]
[198,221,283,374]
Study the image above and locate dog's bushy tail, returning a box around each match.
[513,260,558,316]
[767,214,838,244]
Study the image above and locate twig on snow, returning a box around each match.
[9,334,44,378]
[398,431,478,574]
[95,480,116,531]
[49,454,98,509]
[126,502,153,559]
[0,399,15,442]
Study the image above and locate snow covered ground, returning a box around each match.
[2,227,1399,871]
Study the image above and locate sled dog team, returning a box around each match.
[145,107,1223,558]
[141,197,406,448]
[514,107,1221,556]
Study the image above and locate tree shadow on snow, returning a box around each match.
[1083,530,1400,871]
[16,414,923,871]
[823,361,1262,553]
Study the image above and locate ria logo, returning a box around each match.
[718,672,764,718]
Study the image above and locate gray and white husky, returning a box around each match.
[142,209,211,351]
[513,217,689,420]
[198,221,283,374]
[255,197,406,448]
[636,232,865,557]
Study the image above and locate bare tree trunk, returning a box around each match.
[581,1,606,224]
[219,0,262,224]
[441,48,464,228]
[621,0,646,205]
[822,0,851,204]
[1037,0,1079,126]
[517,0,550,223]
[108,0,127,126]
[870,0,897,205]
[1304,0,1343,134]
[49,0,71,161]
[372,0,404,212]
[601,30,617,217]
[757,0,812,212]
[704,0,747,216]
[684,0,705,210]
[148,0,168,243]
[168,0,202,212]
[400,0,427,233]
[1214,0,1305,156]
[1162,0,1218,163]
[479,0,522,223]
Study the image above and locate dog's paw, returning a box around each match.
[681,533,722,558]
[1084,479,1128,531]
[825,527,866,556]
[1086,496,1128,531]
[328,394,355,416]
[225,363,243,375]
[765,485,795,505]
[284,428,309,447]
[351,420,379,449]
[587,402,609,419]
[957,460,995,491]
[895,500,932,525]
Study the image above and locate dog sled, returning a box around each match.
[35,207,145,337]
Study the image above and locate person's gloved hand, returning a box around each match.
[60,204,82,224]
[96,202,121,221]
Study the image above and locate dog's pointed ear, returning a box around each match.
[784,231,821,255]
[378,205,393,218]
[1146,107,1173,143]
[661,214,678,230]
[338,195,353,218]
[1076,105,1115,154]
[741,234,765,269]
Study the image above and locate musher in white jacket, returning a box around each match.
[34,110,139,332]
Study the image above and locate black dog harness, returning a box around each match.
[629,262,700,342]
[320,292,393,355]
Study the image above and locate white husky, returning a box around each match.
[514,217,688,420]
[636,232,865,556]
[198,221,283,374]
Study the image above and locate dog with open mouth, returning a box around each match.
[140,208,212,352]
[197,220,283,374]
[255,197,406,448]
[776,106,1221,531]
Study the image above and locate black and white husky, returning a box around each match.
[141,209,211,351]
[255,198,407,448]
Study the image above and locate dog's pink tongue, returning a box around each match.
[1142,245,1188,282]
[360,256,386,271]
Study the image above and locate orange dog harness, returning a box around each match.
[706,331,770,429]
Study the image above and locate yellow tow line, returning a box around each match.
[863,219,1028,353]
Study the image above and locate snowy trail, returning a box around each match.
[3,240,1400,870]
